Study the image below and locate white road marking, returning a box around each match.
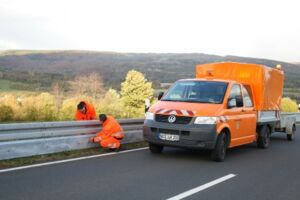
[166,174,236,200]
[0,147,149,174]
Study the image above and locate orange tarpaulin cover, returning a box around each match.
[196,62,284,111]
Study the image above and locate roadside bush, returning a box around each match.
[36,93,58,121]
[20,96,39,121]
[0,94,21,120]
[96,89,123,118]
[0,105,14,122]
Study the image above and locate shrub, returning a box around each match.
[0,105,14,122]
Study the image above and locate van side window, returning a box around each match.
[241,85,253,107]
[229,84,242,99]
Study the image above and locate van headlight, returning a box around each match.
[145,112,155,120]
[194,117,218,124]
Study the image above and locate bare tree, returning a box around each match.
[69,73,105,99]
[52,82,64,106]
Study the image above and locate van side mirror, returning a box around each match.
[227,98,237,109]
[236,95,244,107]
[158,92,164,100]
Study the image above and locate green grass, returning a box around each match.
[0,79,13,91]
[0,79,36,93]
[0,141,148,170]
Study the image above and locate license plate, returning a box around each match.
[159,133,180,141]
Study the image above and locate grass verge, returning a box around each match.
[0,141,148,170]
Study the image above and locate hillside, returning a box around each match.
[0,50,299,90]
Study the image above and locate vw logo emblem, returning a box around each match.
[168,115,176,123]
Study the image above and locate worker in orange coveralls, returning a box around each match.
[75,101,96,120]
[89,114,124,150]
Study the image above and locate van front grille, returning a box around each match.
[155,114,193,124]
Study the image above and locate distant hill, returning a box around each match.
[0,50,299,90]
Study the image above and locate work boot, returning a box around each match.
[109,146,122,152]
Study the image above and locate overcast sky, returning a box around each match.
[0,0,299,62]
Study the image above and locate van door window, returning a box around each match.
[241,85,253,107]
[229,84,242,98]
[228,84,242,108]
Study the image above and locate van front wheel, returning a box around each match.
[149,143,164,154]
[211,132,227,162]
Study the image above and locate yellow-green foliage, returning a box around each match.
[281,97,298,112]
[0,105,14,121]
[36,93,58,121]
[0,70,154,122]
[121,70,154,118]
[95,89,123,118]
[0,94,21,120]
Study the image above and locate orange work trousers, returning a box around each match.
[99,134,124,149]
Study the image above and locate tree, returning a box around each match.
[69,73,104,99]
[281,97,298,112]
[52,82,64,107]
[121,70,153,117]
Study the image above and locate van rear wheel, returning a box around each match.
[211,132,227,162]
[287,124,296,141]
[257,125,270,148]
[149,143,164,154]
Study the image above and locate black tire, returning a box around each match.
[149,143,164,154]
[211,132,227,162]
[287,125,296,141]
[257,125,270,149]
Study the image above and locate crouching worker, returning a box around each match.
[89,114,124,150]
[75,101,96,120]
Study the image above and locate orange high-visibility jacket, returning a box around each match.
[75,101,96,120]
[96,116,124,140]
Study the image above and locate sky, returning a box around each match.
[0,0,299,62]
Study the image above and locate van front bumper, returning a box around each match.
[143,119,218,150]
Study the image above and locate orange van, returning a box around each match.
[143,62,284,161]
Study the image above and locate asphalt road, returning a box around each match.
[0,128,299,200]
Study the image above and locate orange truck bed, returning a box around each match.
[196,62,284,111]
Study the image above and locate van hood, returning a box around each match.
[149,101,224,117]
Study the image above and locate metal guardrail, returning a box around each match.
[0,112,299,161]
[0,119,144,160]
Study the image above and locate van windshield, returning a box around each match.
[162,81,228,104]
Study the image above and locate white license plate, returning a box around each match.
[159,133,180,141]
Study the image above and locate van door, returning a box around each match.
[225,84,244,147]
[240,85,257,139]
[225,84,255,147]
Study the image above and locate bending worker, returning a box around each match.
[89,114,124,149]
[75,101,96,120]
